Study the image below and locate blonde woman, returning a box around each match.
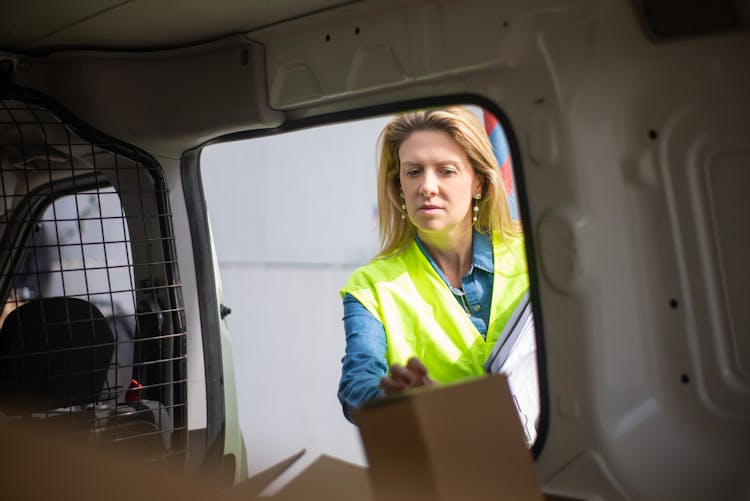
[338,107,528,422]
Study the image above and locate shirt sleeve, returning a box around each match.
[338,293,388,423]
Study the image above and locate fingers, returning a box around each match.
[405,357,434,386]
[405,357,428,377]
[391,363,419,385]
[380,375,405,396]
[380,357,434,396]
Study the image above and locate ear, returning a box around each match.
[473,175,484,198]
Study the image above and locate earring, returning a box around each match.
[400,192,407,220]
[472,193,481,224]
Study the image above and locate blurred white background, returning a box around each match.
[201,115,390,477]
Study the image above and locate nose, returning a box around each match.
[419,170,438,197]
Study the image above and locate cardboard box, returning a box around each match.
[271,454,374,501]
[0,421,214,501]
[353,374,543,501]
[1,374,555,501]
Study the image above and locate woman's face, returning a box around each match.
[398,130,481,238]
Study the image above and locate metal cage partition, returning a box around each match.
[0,97,187,464]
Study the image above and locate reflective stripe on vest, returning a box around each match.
[341,233,529,384]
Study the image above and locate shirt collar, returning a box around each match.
[414,230,494,275]
[472,230,494,273]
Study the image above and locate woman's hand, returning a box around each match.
[380,357,435,396]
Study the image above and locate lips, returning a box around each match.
[418,204,442,212]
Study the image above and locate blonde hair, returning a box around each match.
[376,106,520,259]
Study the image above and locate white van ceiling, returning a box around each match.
[0,0,354,52]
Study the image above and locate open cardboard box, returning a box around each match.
[1,375,571,500]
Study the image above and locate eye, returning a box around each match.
[440,167,457,175]
[404,167,421,177]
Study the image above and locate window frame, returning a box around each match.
[182,93,550,458]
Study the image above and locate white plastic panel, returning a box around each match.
[160,155,207,432]
[15,38,284,159]
[530,1,750,499]
[664,98,750,416]
[249,0,518,109]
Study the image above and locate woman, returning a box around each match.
[338,107,528,422]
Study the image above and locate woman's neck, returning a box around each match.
[418,226,474,288]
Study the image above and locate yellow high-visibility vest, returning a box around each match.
[341,233,528,383]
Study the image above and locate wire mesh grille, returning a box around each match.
[0,98,187,463]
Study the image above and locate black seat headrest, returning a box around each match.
[0,297,115,415]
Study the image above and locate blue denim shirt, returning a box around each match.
[338,231,494,422]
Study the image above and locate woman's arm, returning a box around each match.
[337,293,388,423]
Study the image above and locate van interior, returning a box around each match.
[0,1,748,499]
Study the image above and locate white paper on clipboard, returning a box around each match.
[484,293,539,446]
